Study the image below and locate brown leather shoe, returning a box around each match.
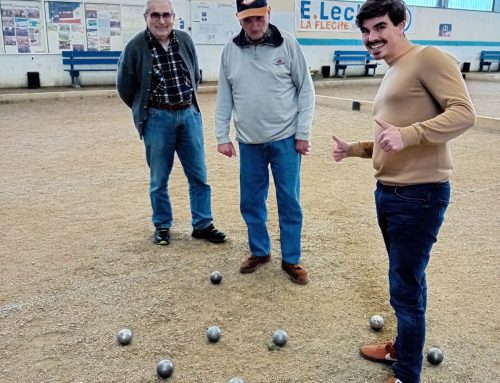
[239,254,271,274]
[360,341,398,364]
[281,261,309,285]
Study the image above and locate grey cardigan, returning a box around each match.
[117,29,201,138]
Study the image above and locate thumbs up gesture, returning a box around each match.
[331,135,351,162]
[375,118,405,152]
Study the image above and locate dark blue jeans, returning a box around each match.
[143,106,213,230]
[375,181,450,383]
[239,136,303,264]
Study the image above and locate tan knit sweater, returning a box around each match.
[350,45,476,185]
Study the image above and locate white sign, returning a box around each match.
[295,0,414,33]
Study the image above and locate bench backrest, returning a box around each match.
[62,50,122,69]
[333,50,374,64]
[479,51,500,60]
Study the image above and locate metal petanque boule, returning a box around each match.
[207,325,221,343]
[210,271,222,284]
[272,329,288,347]
[156,359,174,379]
[116,328,133,345]
[228,378,245,383]
[370,315,384,331]
[427,347,444,365]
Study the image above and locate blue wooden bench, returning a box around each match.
[479,51,500,72]
[62,50,121,88]
[333,50,378,78]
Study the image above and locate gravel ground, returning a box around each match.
[0,88,499,383]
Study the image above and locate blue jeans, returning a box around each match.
[375,181,450,383]
[239,136,303,264]
[142,106,213,230]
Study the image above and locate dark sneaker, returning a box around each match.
[154,228,170,245]
[239,254,271,274]
[360,341,398,364]
[192,224,226,243]
[281,261,309,285]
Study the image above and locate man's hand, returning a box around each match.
[217,142,237,157]
[296,139,311,155]
[331,135,350,162]
[375,118,405,152]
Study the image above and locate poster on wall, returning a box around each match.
[1,1,45,54]
[84,4,121,51]
[191,1,239,45]
[45,1,84,52]
[295,0,415,34]
[438,23,452,38]
[121,5,144,45]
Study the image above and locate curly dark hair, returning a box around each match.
[355,0,407,28]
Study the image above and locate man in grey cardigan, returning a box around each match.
[215,0,315,284]
[117,0,225,246]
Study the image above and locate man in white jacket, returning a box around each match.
[215,0,315,285]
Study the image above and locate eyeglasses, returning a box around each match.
[148,12,174,21]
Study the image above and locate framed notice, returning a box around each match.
[121,4,143,45]
[45,1,84,52]
[191,1,239,45]
[84,3,121,51]
[1,0,45,53]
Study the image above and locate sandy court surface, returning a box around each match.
[0,86,499,383]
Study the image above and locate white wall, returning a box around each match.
[196,45,225,83]
[0,0,499,88]
[295,5,500,75]
[0,53,118,87]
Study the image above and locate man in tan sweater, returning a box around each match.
[332,1,476,383]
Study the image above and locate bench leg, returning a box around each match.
[480,62,491,72]
[366,67,377,76]
[70,70,80,88]
[72,76,81,88]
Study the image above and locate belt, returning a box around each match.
[149,101,192,111]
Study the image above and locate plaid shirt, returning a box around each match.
[146,29,193,105]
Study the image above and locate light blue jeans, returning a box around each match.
[142,106,213,230]
[375,181,450,383]
[239,136,303,264]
